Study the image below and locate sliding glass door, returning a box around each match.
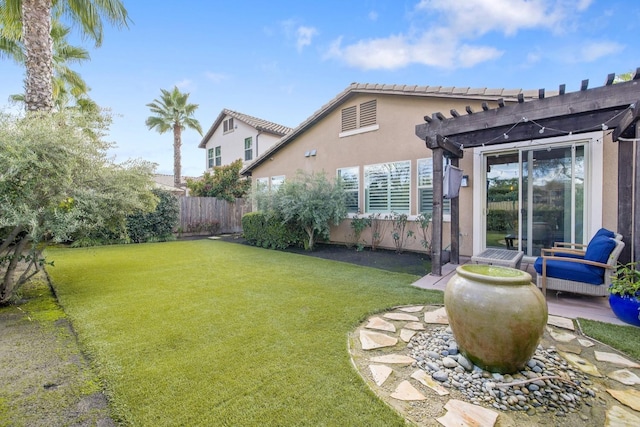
[485,144,586,257]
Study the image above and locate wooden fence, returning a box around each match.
[178,197,250,234]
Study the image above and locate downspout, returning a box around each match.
[256,130,262,158]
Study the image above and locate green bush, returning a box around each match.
[126,189,179,243]
[242,211,305,250]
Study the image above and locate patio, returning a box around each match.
[412,257,626,325]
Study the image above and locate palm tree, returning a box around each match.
[146,87,203,187]
[0,0,129,111]
[2,19,98,111]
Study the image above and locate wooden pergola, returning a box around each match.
[416,69,640,276]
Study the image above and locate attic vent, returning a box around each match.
[341,106,357,132]
[359,100,377,127]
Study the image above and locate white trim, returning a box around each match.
[472,131,605,255]
[339,124,379,138]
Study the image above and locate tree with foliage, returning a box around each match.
[271,171,347,251]
[1,19,98,112]
[0,110,157,304]
[186,159,251,202]
[0,0,130,112]
[146,86,203,188]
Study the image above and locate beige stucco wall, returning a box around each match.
[250,93,502,254]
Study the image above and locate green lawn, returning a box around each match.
[46,240,442,426]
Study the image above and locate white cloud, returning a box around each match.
[325,0,594,70]
[296,26,318,52]
[175,79,193,89]
[579,41,624,62]
[204,72,228,83]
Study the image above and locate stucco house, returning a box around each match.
[198,109,293,170]
[415,71,640,274]
[240,82,546,253]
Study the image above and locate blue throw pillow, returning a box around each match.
[590,228,615,243]
[584,236,616,264]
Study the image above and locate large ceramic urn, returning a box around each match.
[444,264,548,374]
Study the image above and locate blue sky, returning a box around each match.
[1,0,638,177]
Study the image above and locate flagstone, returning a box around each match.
[359,330,398,350]
[410,369,449,396]
[424,307,449,324]
[391,380,427,401]
[595,351,640,368]
[547,327,576,343]
[547,315,575,330]
[398,305,424,313]
[384,312,419,321]
[437,399,499,427]
[369,364,393,386]
[608,369,640,386]
[365,317,396,332]
[403,321,425,331]
[605,405,640,427]
[607,389,640,412]
[400,328,417,343]
[556,343,582,355]
[578,338,595,348]
[370,354,416,366]
[559,351,603,377]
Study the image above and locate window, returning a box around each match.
[364,161,410,214]
[337,167,359,213]
[223,117,234,133]
[340,100,378,136]
[417,158,450,216]
[255,177,269,191]
[214,146,221,167]
[271,175,285,191]
[207,148,214,168]
[244,137,253,161]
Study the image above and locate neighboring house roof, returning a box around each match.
[198,109,294,148]
[152,174,193,194]
[241,82,549,175]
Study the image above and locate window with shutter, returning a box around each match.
[337,167,359,213]
[207,148,214,168]
[214,146,222,166]
[223,118,234,133]
[244,137,253,161]
[364,161,410,214]
[417,158,450,215]
[341,106,357,132]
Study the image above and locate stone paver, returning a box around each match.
[595,351,640,368]
[359,330,397,350]
[351,305,640,427]
[365,317,396,332]
[369,364,393,386]
[399,328,417,343]
[608,369,640,386]
[391,380,427,401]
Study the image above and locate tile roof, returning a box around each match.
[241,82,552,175]
[198,109,293,148]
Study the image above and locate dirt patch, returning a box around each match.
[216,234,432,276]
[0,277,114,427]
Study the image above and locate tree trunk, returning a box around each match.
[173,124,182,187]
[0,237,29,304]
[22,0,54,112]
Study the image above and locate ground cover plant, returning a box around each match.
[46,240,442,426]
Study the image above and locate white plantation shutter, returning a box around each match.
[365,161,410,213]
[338,167,359,213]
[418,158,450,215]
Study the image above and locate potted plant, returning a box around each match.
[609,261,640,327]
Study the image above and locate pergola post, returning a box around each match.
[450,157,460,265]
[431,146,444,276]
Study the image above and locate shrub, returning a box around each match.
[127,189,179,243]
[242,211,304,250]
[186,159,250,202]
[389,212,415,254]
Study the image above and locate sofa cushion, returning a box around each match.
[534,257,605,285]
[591,228,615,241]
[584,236,616,264]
